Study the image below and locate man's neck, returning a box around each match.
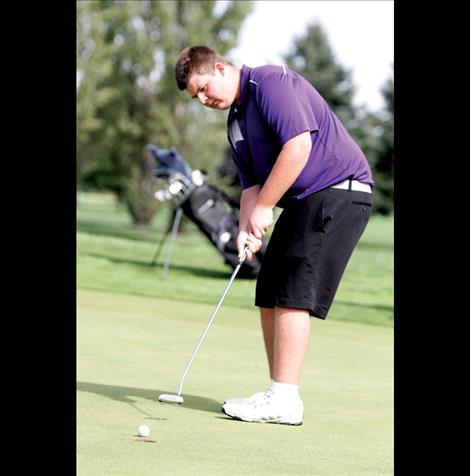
[232,66,242,105]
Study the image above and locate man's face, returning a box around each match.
[186,63,235,110]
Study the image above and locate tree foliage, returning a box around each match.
[284,23,356,124]
[77,0,252,226]
[77,5,393,222]
[371,74,394,214]
[283,22,394,215]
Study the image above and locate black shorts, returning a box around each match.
[255,187,373,319]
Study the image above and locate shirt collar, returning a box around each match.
[237,65,251,106]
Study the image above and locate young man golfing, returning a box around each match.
[175,45,374,425]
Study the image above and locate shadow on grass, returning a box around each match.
[356,241,394,252]
[80,252,234,279]
[334,300,394,313]
[77,221,161,244]
[77,381,222,414]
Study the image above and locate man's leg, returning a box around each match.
[222,306,309,424]
[260,306,311,384]
[272,306,311,385]
[259,307,275,378]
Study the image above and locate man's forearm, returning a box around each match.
[240,185,261,230]
[257,131,312,208]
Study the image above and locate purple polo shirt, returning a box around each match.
[227,65,374,208]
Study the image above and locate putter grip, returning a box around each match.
[239,247,248,263]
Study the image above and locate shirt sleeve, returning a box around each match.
[254,71,319,146]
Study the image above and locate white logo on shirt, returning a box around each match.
[228,118,244,150]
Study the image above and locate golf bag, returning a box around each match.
[148,144,265,279]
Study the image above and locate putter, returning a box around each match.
[159,247,248,404]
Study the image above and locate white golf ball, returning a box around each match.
[137,424,150,437]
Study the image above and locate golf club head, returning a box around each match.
[158,393,184,404]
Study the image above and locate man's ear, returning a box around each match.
[214,62,226,76]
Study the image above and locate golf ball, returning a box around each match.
[137,424,150,437]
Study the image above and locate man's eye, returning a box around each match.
[193,84,207,99]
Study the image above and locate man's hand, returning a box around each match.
[237,230,263,262]
[248,204,273,239]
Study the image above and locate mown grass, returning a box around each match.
[77,192,394,475]
[77,288,393,476]
[77,192,393,327]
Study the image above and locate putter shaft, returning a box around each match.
[176,249,248,397]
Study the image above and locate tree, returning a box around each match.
[77,0,157,213]
[282,22,394,215]
[283,22,356,125]
[77,2,120,192]
[77,0,252,226]
[371,72,394,214]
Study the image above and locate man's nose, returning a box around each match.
[197,92,207,105]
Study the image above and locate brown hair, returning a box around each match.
[175,45,231,91]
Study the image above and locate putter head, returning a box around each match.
[158,393,184,404]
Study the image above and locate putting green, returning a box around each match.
[77,289,393,475]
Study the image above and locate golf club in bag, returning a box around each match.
[147,144,265,279]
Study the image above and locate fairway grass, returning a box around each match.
[77,289,393,475]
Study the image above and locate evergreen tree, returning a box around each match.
[283,22,356,124]
[282,22,393,215]
[371,72,394,214]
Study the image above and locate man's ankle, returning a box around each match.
[268,380,301,401]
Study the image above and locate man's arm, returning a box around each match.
[239,184,261,231]
[237,184,261,260]
[248,131,312,238]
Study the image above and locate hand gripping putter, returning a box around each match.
[159,248,248,404]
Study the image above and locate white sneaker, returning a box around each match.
[222,390,303,425]
[223,391,266,405]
